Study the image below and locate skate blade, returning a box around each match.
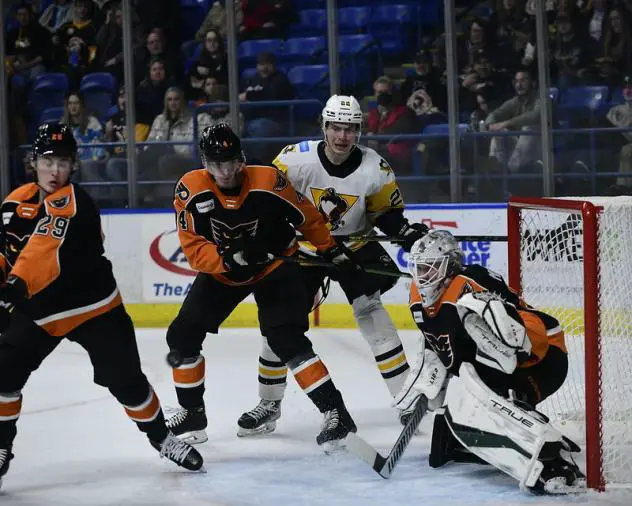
[237,421,277,437]
[322,439,348,456]
[174,430,208,445]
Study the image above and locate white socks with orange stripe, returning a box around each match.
[0,392,22,423]
[351,291,410,397]
[257,339,287,401]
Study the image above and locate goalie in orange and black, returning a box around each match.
[393,230,583,493]
[0,123,203,489]
[164,123,358,448]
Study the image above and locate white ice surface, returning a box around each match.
[1,328,631,506]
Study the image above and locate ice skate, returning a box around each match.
[237,400,281,437]
[150,433,204,471]
[316,405,357,454]
[165,406,208,444]
[0,446,13,490]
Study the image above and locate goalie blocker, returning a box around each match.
[394,230,583,493]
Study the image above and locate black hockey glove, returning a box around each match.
[399,222,430,252]
[321,244,362,279]
[221,236,273,271]
[0,276,27,333]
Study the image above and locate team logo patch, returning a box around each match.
[209,218,259,248]
[296,191,305,204]
[424,332,454,369]
[281,144,296,155]
[412,310,424,323]
[175,181,190,201]
[379,158,393,175]
[49,196,70,209]
[196,199,214,213]
[310,187,358,231]
[273,170,289,191]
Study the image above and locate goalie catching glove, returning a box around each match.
[456,291,532,374]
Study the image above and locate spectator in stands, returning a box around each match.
[400,49,446,113]
[136,56,174,124]
[190,29,228,85]
[583,0,608,45]
[239,51,294,138]
[132,0,181,46]
[497,17,537,76]
[39,0,73,34]
[606,74,632,186]
[367,76,418,171]
[460,49,512,111]
[61,90,108,199]
[143,86,196,205]
[52,0,100,89]
[195,0,244,41]
[457,18,491,74]
[104,85,150,204]
[488,0,531,47]
[134,28,182,85]
[601,6,632,79]
[239,0,296,41]
[95,0,124,82]
[550,13,592,88]
[198,84,245,137]
[5,3,50,83]
[192,75,219,106]
[484,69,541,172]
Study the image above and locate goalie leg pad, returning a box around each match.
[444,362,580,490]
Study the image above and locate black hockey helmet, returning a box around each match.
[32,122,77,162]
[199,123,244,164]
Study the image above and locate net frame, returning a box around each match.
[508,197,603,490]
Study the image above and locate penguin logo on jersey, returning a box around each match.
[273,170,288,191]
[310,187,358,231]
[209,218,259,248]
[424,332,454,369]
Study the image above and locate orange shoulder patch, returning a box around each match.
[44,185,76,218]
[176,169,212,202]
[4,183,38,205]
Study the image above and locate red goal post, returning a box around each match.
[507,196,632,491]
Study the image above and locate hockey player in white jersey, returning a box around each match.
[235,95,429,437]
[394,230,585,494]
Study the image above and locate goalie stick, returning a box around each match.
[344,395,428,479]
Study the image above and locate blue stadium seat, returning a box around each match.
[32,73,69,93]
[180,0,209,40]
[338,34,377,56]
[423,123,471,136]
[238,39,284,67]
[608,87,624,105]
[279,37,326,65]
[294,0,324,8]
[338,7,371,33]
[549,87,560,103]
[80,72,116,93]
[288,9,327,37]
[29,73,69,118]
[80,73,117,120]
[288,65,329,98]
[241,68,258,82]
[561,86,608,109]
[369,4,414,56]
[39,106,65,125]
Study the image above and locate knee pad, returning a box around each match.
[166,314,206,357]
[264,326,313,364]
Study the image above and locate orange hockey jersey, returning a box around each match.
[0,183,121,336]
[174,165,336,285]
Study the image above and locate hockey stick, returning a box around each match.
[344,395,428,479]
[273,255,411,279]
[297,234,508,243]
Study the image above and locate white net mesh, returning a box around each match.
[516,196,632,486]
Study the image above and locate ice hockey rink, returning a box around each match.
[2,327,632,506]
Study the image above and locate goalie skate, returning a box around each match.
[165,406,208,444]
[237,400,281,437]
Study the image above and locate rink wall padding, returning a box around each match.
[103,204,515,328]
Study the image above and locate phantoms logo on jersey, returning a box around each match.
[210,218,259,247]
[310,187,358,231]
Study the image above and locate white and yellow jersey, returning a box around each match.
[273,140,404,249]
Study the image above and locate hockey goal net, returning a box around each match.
[507,196,632,490]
